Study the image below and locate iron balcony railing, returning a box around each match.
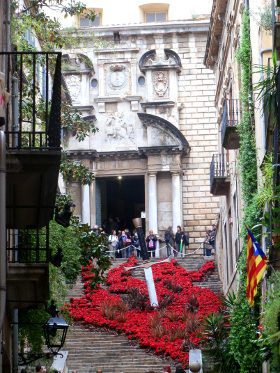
[6,226,50,264]
[221,99,241,143]
[0,51,61,150]
[210,153,229,185]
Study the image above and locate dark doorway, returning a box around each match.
[96,176,145,233]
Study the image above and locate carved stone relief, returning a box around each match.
[105,112,135,144]
[65,75,81,103]
[105,63,130,95]
[152,71,169,98]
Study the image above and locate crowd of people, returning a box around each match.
[94,216,216,258]
[98,219,190,259]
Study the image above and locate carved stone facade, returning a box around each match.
[62,20,219,251]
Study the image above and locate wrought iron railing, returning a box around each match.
[221,99,241,142]
[7,226,50,264]
[210,154,229,186]
[0,51,61,150]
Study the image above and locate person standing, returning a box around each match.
[146,230,157,258]
[164,226,174,257]
[204,230,213,256]
[175,226,185,257]
[118,230,127,258]
[210,223,216,250]
[132,229,140,257]
[108,229,119,257]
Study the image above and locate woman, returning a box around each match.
[204,230,213,256]
[118,230,127,258]
[146,230,157,258]
[108,229,119,258]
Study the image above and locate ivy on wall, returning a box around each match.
[228,10,263,373]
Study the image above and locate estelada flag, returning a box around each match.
[245,225,267,306]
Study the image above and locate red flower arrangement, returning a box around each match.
[64,257,221,367]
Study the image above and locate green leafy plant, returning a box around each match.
[61,101,97,142]
[201,312,239,373]
[254,51,278,116]
[262,271,280,371]
[18,307,49,353]
[227,10,263,373]
[60,155,94,185]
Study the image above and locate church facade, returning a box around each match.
[62,15,219,250]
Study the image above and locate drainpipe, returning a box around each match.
[260,49,273,158]
[0,131,6,330]
[272,0,276,36]
[12,309,18,373]
[12,77,18,148]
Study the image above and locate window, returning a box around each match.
[145,11,167,22]
[140,4,169,23]
[79,10,102,27]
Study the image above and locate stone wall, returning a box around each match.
[178,32,219,249]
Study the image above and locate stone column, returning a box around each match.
[90,179,96,226]
[172,172,182,232]
[81,183,91,225]
[148,173,159,257]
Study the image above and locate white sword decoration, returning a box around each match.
[124,257,171,307]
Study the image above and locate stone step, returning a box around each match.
[65,256,222,372]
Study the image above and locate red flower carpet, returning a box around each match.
[64,257,221,366]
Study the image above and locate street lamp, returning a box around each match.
[43,309,69,354]
[132,217,149,260]
[55,200,75,227]
[18,302,69,365]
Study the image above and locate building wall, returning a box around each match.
[62,17,219,250]
[204,0,273,293]
[204,0,243,293]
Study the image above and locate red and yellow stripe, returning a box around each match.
[247,234,267,306]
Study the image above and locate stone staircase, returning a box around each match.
[64,255,222,373]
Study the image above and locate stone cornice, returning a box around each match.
[95,96,142,103]
[141,101,175,109]
[64,146,183,160]
[63,20,210,39]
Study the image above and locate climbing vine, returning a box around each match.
[228,10,263,373]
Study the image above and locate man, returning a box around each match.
[175,226,185,257]
[164,226,174,257]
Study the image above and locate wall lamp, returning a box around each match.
[17,301,69,365]
[55,201,75,228]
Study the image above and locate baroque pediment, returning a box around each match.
[62,53,94,73]
[137,113,189,152]
[139,49,181,71]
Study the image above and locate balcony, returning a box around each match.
[210,154,230,195]
[0,51,62,228]
[6,228,50,308]
[221,99,241,149]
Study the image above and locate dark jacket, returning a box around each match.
[175,231,185,244]
[164,229,174,244]
[146,234,157,250]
